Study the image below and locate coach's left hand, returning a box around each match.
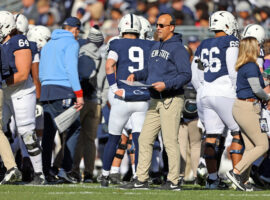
[152,82,166,92]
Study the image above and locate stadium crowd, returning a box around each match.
[0,0,270,192]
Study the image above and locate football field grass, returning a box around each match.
[0,184,270,200]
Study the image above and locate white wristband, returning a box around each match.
[110,83,118,93]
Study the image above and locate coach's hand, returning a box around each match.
[74,97,84,111]
[127,74,135,82]
[152,82,166,92]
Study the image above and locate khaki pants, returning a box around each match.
[137,95,184,185]
[178,119,201,178]
[72,100,101,174]
[233,99,269,173]
[0,89,16,170]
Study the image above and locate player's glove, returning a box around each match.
[35,104,43,118]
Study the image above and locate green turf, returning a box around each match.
[0,184,270,200]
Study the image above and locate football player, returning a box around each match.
[27,25,51,141]
[100,14,154,187]
[191,11,241,189]
[109,16,155,183]
[0,11,45,184]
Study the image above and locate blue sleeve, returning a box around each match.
[108,39,118,52]
[164,46,191,90]
[64,41,81,92]
[245,63,260,78]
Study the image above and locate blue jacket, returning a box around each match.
[135,34,191,99]
[39,29,81,101]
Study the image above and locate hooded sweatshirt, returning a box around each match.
[134,34,191,99]
[78,39,102,101]
[39,29,81,101]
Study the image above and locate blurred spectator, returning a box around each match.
[194,1,208,22]
[36,0,61,26]
[235,1,255,29]
[195,12,209,27]
[171,0,195,25]
[21,0,39,24]
[110,8,123,20]
[260,6,270,28]
[187,35,200,54]
[146,2,160,25]
[108,0,130,14]
[173,10,185,25]
[86,0,104,26]
[76,7,86,20]
[264,39,270,70]
[213,0,235,12]
[159,0,171,13]
[134,0,147,15]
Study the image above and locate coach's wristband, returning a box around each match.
[74,89,83,98]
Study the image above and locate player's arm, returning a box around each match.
[31,51,41,99]
[106,50,124,97]
[31,62,41,99]
[6,49,32,86]
[226,45,239,89]
[191,55,204,91]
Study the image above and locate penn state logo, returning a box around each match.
[133,90,144,95]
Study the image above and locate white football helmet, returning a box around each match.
[118,14,141,36]
[242,24,265,44]
[27,25,51,50]
[209,11,238,37]
[138,16,153,40]
[0,11,16,42]
[14,13,29,35]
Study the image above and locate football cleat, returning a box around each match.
[120,179,149,189]
[110,173,122,184]
[28,172,46,185]
[159,181,181,191]
[100,175,109,187]
[197,162,208,186]
[226,170,245,191]
[0,167,22,184]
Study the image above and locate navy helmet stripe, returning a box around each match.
[15,13,20,22]
[130,14,133,29]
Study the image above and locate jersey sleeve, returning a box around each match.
[10,35,31,53]
[30,41,39,63]
[108,39,119,52]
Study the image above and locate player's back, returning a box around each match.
[195,35,239,98]
[1,34,31,77]
[109,38,155,101]
[109,38,154,81]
